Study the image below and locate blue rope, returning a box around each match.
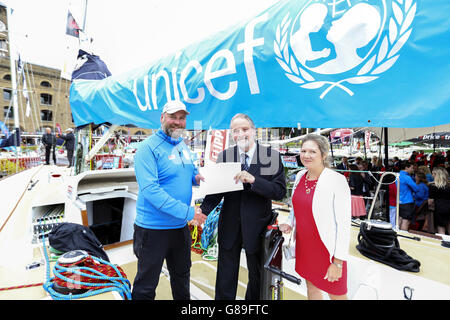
[40,221,131,300]
[201,202,221,250]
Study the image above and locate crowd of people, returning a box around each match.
[334,150,450,235]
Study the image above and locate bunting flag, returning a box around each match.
[69,0,450,130]
[66,10,81,38]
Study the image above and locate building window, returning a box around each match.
[41,110,53,121]
[3,106,13,118]
[3,89,11,101]
[40,93,52,105]
[3,74,10,81]
[0,40,7,57]
[40,81,52,88]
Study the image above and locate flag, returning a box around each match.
[365,131,371,148]
[66,10,80,38]
[70,0,450,130]
[56,123,62,135]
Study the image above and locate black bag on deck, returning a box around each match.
[49,222,109,262]
[356,220,420,272]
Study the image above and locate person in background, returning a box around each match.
[428,167,450,235]
[418,165,433,183]
[398,162,420,231]
[336,156,349,171]
[57,128,75,168]
[414,172,429,209]
[415,150,425,163]
[279,134,351,300]
[409,151,417,162]
[42,127,56,165]
[386,168,399,228]
[132,100,207,300]
[412,171,429,231]
[357,160,373,206]
[348,164,366,219]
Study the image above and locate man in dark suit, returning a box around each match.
[42,127,56,165]
[200,113,286,300]
[336,156,349,171]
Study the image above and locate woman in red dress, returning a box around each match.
[280,134,351,300]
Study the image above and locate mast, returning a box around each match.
[6,6,20,148]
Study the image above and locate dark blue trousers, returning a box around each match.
[131,224,191,300]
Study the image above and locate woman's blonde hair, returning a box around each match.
[301,133,331,168]
[432,167,449,189]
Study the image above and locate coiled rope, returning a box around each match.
[200,203,221,260]
[356,221,421,272]
[40,219,131,300]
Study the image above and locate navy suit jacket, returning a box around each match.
[200,142,286,254]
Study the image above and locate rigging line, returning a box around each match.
[0,164,44,234]
[23,62,36,133]
[55,67,64,129]
[28,63,42,132]
[3,68,25,132]
[28,64,40,134]
[24,63,38,133]
[16,70,26,132]
[23,63,35,133]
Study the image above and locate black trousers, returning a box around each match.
[45,145,56,164]
[132,224,191,300]
[67,149,74,167]
[215,225,262,300]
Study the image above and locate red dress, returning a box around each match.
[293,174,347,295]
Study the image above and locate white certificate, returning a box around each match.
[197,162,243,196]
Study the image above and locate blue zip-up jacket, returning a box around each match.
[398,170,420,204]
[134,129,198,229]
[415,182,429,207]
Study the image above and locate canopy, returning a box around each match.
[366,124,450,143]
[69,0,450,130]
[408,131,450,146]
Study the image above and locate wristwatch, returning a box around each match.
[333,261,343,268]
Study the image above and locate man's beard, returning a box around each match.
[163,125,185,139]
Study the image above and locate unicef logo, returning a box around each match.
[274,0,416,98]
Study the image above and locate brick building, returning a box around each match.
[0,4,150,140]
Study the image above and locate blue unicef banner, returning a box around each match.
[69,0,450,129]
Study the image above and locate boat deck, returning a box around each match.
[0,165,449,300]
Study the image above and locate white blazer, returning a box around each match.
[287,168,351,262]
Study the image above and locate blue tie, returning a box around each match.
[241,153,249,171]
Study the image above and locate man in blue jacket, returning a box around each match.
[132,100,206,300]
[398,162,419,231]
